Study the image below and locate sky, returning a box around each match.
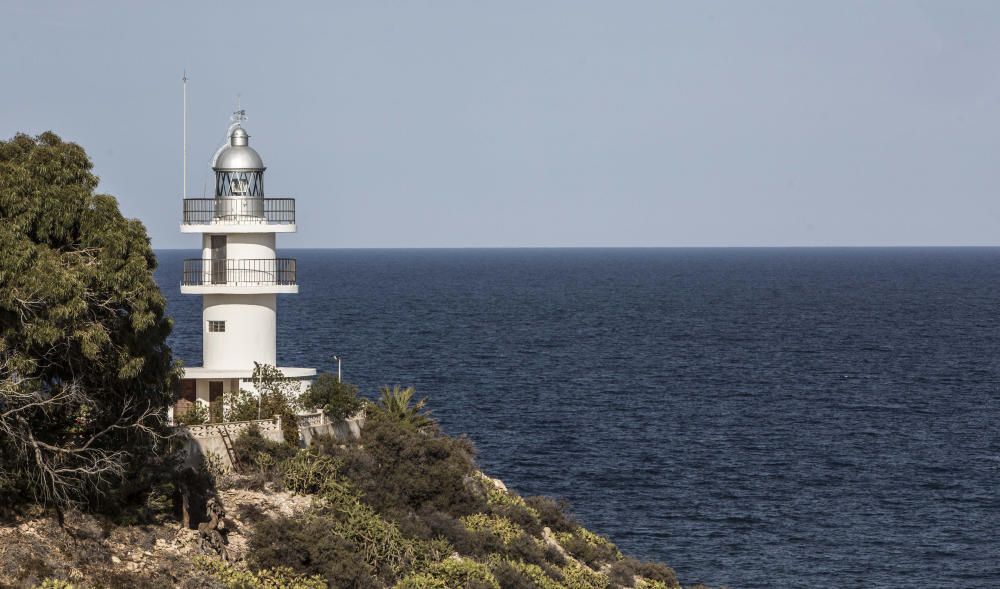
[3,1,1000,248]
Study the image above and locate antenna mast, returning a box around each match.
[182,71,188,199]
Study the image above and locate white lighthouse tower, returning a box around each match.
[173,110,315,419]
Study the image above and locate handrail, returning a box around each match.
[182,197,295,225]
[182,258,297,286]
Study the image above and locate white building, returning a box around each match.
[172,111,315,420]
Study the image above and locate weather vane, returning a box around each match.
[232,94,247,124]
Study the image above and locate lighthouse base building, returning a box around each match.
[171,111,315,421]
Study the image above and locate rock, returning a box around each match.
[111,555,121,564]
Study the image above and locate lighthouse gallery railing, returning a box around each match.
[182,258,297,286]
[182,198,295,225]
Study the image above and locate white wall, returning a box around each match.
[194,377,242,404]
[201,232,276,260]
[202,293,277,368]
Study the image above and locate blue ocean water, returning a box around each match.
[155,248,1000,588]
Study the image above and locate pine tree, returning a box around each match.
[0,131,176,509]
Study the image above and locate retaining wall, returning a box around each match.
[175,412,364,471]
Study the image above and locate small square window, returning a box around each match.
[208,320,226,333]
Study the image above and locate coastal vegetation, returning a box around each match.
[0,133,708,588]
[181,389,684,589]
[0,132,175,512]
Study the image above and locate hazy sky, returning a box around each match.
[3,1,1000,248]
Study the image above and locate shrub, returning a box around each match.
[175,403,208,426]
[323,410,483,516]
[248,513,380,588]
[489,559,563,589]
[232,424,297,471]
[300,374,364,420]
[524,496,578,533]
[318,483,420,580]
[462,514,524,546]
[209,400,224,423]
[225,388,262,422]
[394,558,500,589]
[559,561,608,589]
[393,573,448,589]
[234,363,304,444]
[622,558,679,588]
[280,451,340,495]
[555,528,621,568]
[197,554,327,589]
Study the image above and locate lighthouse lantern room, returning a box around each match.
[172,110,315,421]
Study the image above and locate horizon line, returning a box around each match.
[152,245,1000,250]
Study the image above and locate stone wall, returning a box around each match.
[174,418,282,471]
[175,413,364,471]
[296,411,364,447]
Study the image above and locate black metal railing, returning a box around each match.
[182,258,297,286]
[182,198,295,225]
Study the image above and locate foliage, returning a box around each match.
[174,403,208,426]
[329,409,480,516]
[280,451,339,495]
[394,558,500,589]
[224,388,263,423]
[34,581,78,589]
[558,561,608,589]
[300,373,364,420]
[555,528,622,568]
[232,424,297,471]
[227,393,681,589]
[209,400,225,423]
[0,131,175,509]
[374,385,432,428]
[489,559,563,589]
[607,558,680,589]
[248,514,380,589]
[318,481,423,579]
[251,363,303,444]
[462,513,525,546]
[525,496,578,533]
[196,555,326,589]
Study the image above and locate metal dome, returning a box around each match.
[213,126,265,171]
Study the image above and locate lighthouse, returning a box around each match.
[172,110,315,420]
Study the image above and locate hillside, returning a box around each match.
[0,397,706,589]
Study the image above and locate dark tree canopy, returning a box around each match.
[0,131,175,508]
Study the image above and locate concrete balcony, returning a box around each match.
[181,258,298,294]
[180,197,297,233]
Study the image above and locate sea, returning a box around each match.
[154,248,1000,589]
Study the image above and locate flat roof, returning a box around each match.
[181,366,317,379]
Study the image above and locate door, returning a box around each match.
[174,379,197,419]
[210,235,227,284]
[209,381,224,422]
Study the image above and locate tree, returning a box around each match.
[375,385,432,428]
[250,362,302,444]
[0,132,176,509]
[300,373,363,420]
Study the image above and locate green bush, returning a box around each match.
[607,558,680,589]
[175,403,208,426]
[248,514,379,589]
[320,409,482,516]
[197,554,327,589]
[225,388,263,422]
[280,451,340,495]
[232,424,297,471]
[300,374,364,420]
[554,528,621,569]
[394,558,499,589]
[489,559,563,589]
[525,496,578,533]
